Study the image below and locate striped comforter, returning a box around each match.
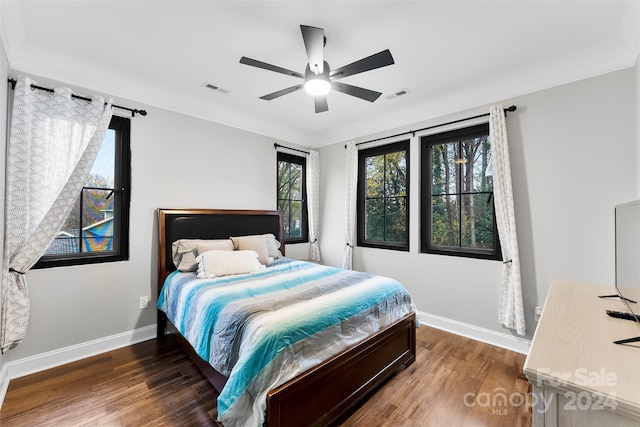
[157,258,416,427]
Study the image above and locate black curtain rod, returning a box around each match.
[351,105,517,148]
[274,142,309,155]
[8,78,147,117]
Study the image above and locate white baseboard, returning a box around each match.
[417,310,531,355]
[0,363,9,411]
[0,324,157,408]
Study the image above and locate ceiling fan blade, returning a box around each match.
[259,84,304,101]
[300,25,324,74]
[314,96,328,113]
[329,49,394,80]
[240,56,304,79]
[332,82,382,102]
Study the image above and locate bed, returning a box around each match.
[156,208,417,427]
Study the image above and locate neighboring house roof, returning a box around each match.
[46,217,114,255]
[83,217,113,237]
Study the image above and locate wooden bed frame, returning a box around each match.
[157,208,416,426]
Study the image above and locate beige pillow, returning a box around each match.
[196,250,263,278]
[196,240,235,255]
[172,239,234,271]
[230,235,270,264]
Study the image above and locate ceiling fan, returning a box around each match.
[239,25,395,113]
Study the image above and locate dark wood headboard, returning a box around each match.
[157,208,285,291]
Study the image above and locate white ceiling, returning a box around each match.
[1,1,638,147]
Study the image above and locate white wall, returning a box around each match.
[319,68,637,341]
[0,93,309,362]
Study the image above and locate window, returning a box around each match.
[357,140,409,251]
[277,152,308,243]
[35,115,131,268]
[421,123,500,260]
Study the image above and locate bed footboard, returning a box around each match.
[266,312,416,427]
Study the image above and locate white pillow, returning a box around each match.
[262,233,283,259]
[196,250,263,278]
[172,239,234,271]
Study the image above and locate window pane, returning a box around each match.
[365,198,385,241]
[365,155,384,198]
[290,163,303,200]
[278,198,290,229]
[384,151,406,197]
[288,200,303,238]
[82,188,114,252]
[277,161,290,200]
[278,200,302,238]
[431,194,460,247]
[385,196,407,243]
[92,129,115,187]
[460,193,495,250]
[461,136,492,193]
[432,143,458,195]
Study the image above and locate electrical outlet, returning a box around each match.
[534,306,543,322]
[139,296,149,309]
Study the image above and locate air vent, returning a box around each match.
[202,82,229,94]
[386,88,410,100]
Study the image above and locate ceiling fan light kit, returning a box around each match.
[304,76,331,96]
[304,61,331,96]
[240,24,394,113]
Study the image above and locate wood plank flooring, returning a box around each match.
[0,326,531,426]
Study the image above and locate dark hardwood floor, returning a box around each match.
[0,326,531,426]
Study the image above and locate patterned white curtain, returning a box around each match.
[490,104,526,336]
[1,76,113,352]
[343,141,358,269]
[306,150,321,262]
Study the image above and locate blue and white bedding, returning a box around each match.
[158,257,416,427]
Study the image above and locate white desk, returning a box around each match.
[524,281,640,427]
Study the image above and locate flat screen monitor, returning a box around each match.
[612,200,640,345]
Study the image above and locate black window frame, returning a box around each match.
[357,140,410,252]
[420,123,501,260]
[277,151,308,244]
[33,115,131,269]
